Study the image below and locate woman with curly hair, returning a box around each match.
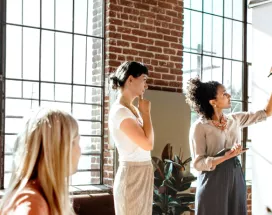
[185,77,272,215]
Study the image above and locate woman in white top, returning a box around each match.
[109,61,154,215]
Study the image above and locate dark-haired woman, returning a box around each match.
[185,77,272,215]
[108,61,154,215]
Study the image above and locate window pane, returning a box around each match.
[203,14,212,55]
[184,0,190,8]
[190,11,202,54]
[231,61,243,100]
[40,101,71,113]
[73,104,101,121]
[6,25,22,79]
[23,28,39,81]
[71,171,100,185]
[86,87,102,105]
[5,118,24,134]
[22,82,39,99]
[233,0,243,21]
[7,0,22,24]
[190,0,202,11]
[4,155,13,173]
[75,0,88,34]
[223,59,232,93]
[211,58,222,82]
[78,121,101,136]
[6,80,22,98]
[41,83,72,102]
[231,101,242,112]
[5,99,39,117]
[212,16,223,57]
[56,0,73,32]
[224,19,232,59]
[213,0,223,16]
[247,8,252,24]
[23,0,40,27]
[74,35,87,85]
[202,56,212,82]
[190,54,201,77]
[232,21,243,61]
[5,135,17,153]
[204,0,212,14]
[182,53,191,93]
[42,0,54,29]
[78,155,100,171]
[80,136,101,154]
[55,33,72,83]
[224,0,232,18]
[41,30,54,82]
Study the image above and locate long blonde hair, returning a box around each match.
[0,108,78,215]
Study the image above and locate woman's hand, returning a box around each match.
[138,95,151,115]
[224,143,247,160]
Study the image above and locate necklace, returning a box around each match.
[211,115,228,131]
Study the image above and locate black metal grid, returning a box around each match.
[0,0,105,188]
[184,0,251,176]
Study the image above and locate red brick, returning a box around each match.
[117,55,126,61]
[155,40,169,47]
[155,54,170,61]
[146,18,154,25]
[108,3,123,12]
[122,34,138,42]
[177,76,182,81]
[172,17,183,25]
[162,74,176,80]
[140,24,155,31]
[126,56,135,61]
[171,43,183,50]
[147,46,162,53]
[132,43,147,50]
[147,79,154,84]
[134,3,150,11]
[139,51,154,58]
[139,38,154,45]
[138,16,145,23]
[169,81,182,88]
[119,0,134,7]
[154,66,169,73]
[123,7,140,15]
[123,48,138,55]
[156,27,170,35]
[166,10,178,17]
[107,32,121,39]
[157,14,172,22]
[140,10,155,18]
[117,26,131,34]
[121,13,129,20]
[124,21,139,29]
[148,32,163,40]
[164,48,176,55]
[159,61,174,68]
[148,85,162,90]
[117,40,130,47]
[142,0,157,5]
[158,2,173,10]
[154,79,169,86]
[108,46,122,53]
[132,29,148,37]
[170,55,182,62]
[164,35,178,43]
[143,58,151,65]
[129,15,138,22]
[108,18,123,26]
[150,6,165,14]
[149,72,162,79]
[151,60,159,66]
[106,25,116,32]
[171,30,182,37]
[170,68,182,75]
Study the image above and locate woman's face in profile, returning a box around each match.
[71,134,81,175]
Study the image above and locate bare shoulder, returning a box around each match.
[8,187,50,215]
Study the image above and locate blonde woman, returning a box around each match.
[109,61,154,215]
[0,108,81,215]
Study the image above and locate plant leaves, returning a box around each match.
[161,143,173,161]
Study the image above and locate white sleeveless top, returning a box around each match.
[109,101,151,162]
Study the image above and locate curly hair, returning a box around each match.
[185,77,222,119]
[109,61,148,90]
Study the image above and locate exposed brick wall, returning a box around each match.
[103,0,184,187]
[189,186,252,214]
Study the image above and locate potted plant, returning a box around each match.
[152,144,197,215]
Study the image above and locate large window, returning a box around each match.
[183,0,253,181]
[0,0,104,189]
